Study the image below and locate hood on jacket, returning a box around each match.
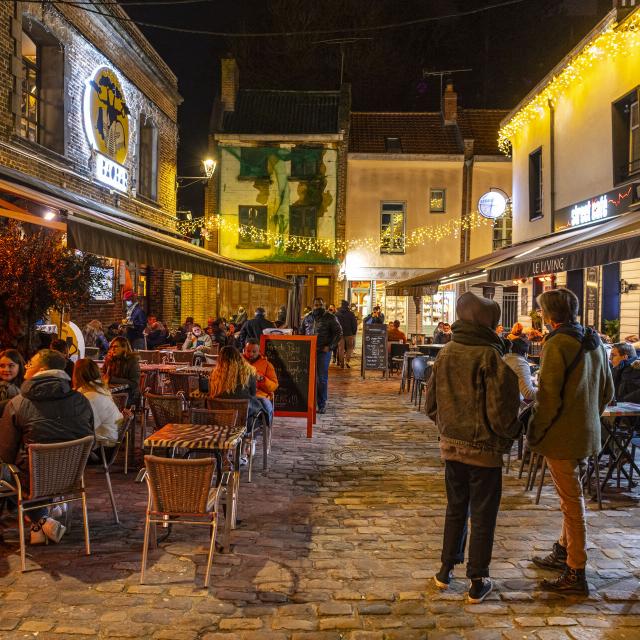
[546,322,601,351]
[456,292,500,330]
[21,370,73,401]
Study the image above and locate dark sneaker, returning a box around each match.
[433,564,453,589]
[540,567,589,596]
[317,406,326,414]
[467,578,493,603]
[532,542,568,571]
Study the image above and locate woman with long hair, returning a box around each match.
[102,336,140,406]
[0,349,25,411]
[73,358,123,441]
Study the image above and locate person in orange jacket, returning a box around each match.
[242,338,278,424]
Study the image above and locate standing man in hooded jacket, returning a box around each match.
[426,292,520,604]
[528,288,613,596]
[335,300,357,368]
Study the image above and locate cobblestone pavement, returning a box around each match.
[2,365,640,640]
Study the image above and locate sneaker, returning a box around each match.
[345,363,350,369]
[50,504,68,521]
[433,564,454,589]
[540,566,589,596]
[467,578,493,604]
[532,542,567,571]
[317,406,326,414]
[239,455,249,467]
[30,518,47,545]
[41,517,66,543]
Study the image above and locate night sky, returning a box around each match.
[121,0,613,215]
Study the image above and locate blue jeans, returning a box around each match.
[316,350,331,410]
[258,397,274,425]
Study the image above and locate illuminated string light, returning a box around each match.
[498,12,640,153]
[177,212,494,257]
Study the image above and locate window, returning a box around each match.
[290,205,317,238]
[493,209,512,250]
[20,23,64,154]
[384,137,402,153]
[290,147,320,178]
[239,147,269,178]
[380,202,405,254]
[430,189,446,213]
[529,148,543,220]
[613,88,640,183]
[138,119,158,200]
[238,205,268,247]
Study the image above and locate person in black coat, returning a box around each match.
[610,342,640,399]
[335,300,358,368]
[238,307,275,348]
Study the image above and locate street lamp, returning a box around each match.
[176,158,217,188]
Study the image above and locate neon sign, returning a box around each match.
[554,186,634,232]
[569,195,608,227]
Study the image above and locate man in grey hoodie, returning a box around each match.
[426,292,520,603]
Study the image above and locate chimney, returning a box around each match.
[443,81,457,125]
[220,56,239,112]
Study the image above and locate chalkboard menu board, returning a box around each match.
[260,335,317,437]
[361,324,388,377]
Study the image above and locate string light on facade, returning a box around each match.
[498,12,640,154]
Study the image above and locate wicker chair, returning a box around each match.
[167,372,199,401]
[141,454,220,587]
[98,413,136,523]
[146,393,185,432]
[2,435,94,571]
[84,346,100,360]
[172,351,195,365]
[136,350,162,364]
[189,408,238,427]
[207,398,267,483]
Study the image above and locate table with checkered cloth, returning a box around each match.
[144,423,246,450]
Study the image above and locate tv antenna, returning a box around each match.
[423,68,472,109]
[315,37,373,85]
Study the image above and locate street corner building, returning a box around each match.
[0,2,289,333]
[205,57,351,317]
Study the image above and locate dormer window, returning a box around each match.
[384,137,402,153]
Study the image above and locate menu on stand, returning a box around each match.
[361,324,388,378]
[260,335,317,437]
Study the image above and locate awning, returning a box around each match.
[385,225,588,296]
[488,210,640,282]
[0,166,291,290]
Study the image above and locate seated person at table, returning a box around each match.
[387,320,407,344]
[0,349,25,413]
[182,323,213,352]
[243,339,278,425]
[146,320,169,350]
[208,318,228,349]
[0,349,94,545]
[434,323,452,344]
[503,337,536,401]
[209,346,262,425]
[73,358,124,442]
[610,342,640,399]
[51,339,75,379]
[102,337,141,407]
[83,320,110,358]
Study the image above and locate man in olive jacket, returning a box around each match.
[528,288,613,596]
[426,292,520,604]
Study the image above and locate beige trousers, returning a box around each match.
[545,457,587,569]
[337,335,355,366]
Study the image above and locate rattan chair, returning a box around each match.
[141,454,220,587]
[189,408,238,427]
[98,412,136,523]
[2,435,94,571]
[146,393,185,432]
[167,372,199,401]
[172,351,195,365]
[207,398,268,482]
[136,350,163,364]
[84,346,100,360]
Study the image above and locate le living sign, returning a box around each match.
[532,256,565,275]
[554,186,634,232]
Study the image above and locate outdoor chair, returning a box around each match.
[98,412,136,523]
[207,398,269,482]
[84,346,100,360]
[167,372,199,404]
[410,356,431,406]
[389,342,409,376]
[1,435,94,571]
[172,351,195,365]
[146,393,185,432]
[189,408,238,427]
[136,350,163,364]
[141,455,220,587]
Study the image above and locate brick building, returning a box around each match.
[0,2,289,340]
[206,58,350,318]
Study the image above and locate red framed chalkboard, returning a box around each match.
[260,335,317,437]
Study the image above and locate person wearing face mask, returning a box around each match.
[121,290,147,350]
[242,338,278,424]
[182,323,214,352]
[299,297,343,414]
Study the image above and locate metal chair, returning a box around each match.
[208,398,268,482]
[1,435,94,571]
[141,455,220,587]
[167,372,199,402]
[172,351,195,365]
[410,356,430,406]
[84,346,100,360]
[98,413,136,523]
[389,343,409,376]
[189,408,238,427]
[136,350,162,364]
[146,393,185,431]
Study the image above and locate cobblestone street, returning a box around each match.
[2,365,640,639]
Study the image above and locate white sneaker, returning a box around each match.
[41,517,66,543]
[50,504,67,521]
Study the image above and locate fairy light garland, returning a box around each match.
[498,11,640,154]
[177,212,493,257]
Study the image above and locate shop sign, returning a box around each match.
[531,256,565,275]
[478,191,508,219]
[585,266,599,327]
[83,66,130,192]
[554,185,634,232]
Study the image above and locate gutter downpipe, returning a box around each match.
[549,99,556,233]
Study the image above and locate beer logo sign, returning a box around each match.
[83,66,130,165]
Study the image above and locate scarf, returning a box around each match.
[451,320,509,356]
[544,321,601,351]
